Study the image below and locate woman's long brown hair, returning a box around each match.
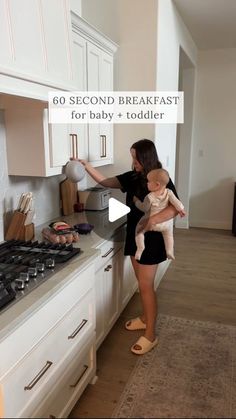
[131,139,162,176]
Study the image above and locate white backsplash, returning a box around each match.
[0,110,65,242]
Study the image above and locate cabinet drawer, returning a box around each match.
[31,336,96,419]
[1,289,95,418]
[96,236,123,271]
[0,264,94,377]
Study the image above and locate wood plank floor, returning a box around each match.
[69,227,236,418]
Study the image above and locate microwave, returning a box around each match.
[79,187,111,210]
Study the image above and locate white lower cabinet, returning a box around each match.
[95,239,123,349]
[120,255,138,310]
[0,263,96,418]
[0,227,141,418]
[31,335,96,419]
[94,227,138,350]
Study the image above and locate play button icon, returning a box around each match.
[108,198,130,222]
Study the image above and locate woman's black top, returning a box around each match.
[116,170,178,265]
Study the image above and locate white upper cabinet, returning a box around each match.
[87,44,114,166]
[3,95,71,177]
[72,32,87,91]
[0,0,75,98]
[71,14,117,167]
[70,32,88,160]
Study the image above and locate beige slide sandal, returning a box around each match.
[125,317,146,331]
[131,336,158,355]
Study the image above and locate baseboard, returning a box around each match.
[175,218,189,229]
[190,220,231,230]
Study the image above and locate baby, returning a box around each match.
[134,168,185,261]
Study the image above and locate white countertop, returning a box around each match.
[0,209,127,341]
[36,208,127,250]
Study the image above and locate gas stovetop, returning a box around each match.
[0,240,81,313]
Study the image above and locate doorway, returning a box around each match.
[175,47,195,229]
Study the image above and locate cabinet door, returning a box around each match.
[99,51,114,164]
[87,42,100,91]
[4,95,71,177]
[69,125,88,160]
[43,109,71,173]
[103,248,122,331]
[0,0,45,76]
[31,338,96,419]
[71,32,88,160]
[37,0,74,86]
[0,0,74,92]
[48,122,71,168]
[94,268,105,349]
[87,42,102,164]
[87,43,114,166]
[95,245,122,349]
[72,32,87,91]
[0,0,14,68]
[100,51,113,91]
[121,255,137,310]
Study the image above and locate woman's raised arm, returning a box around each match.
[79,160,121,189]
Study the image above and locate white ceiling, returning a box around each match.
[173,0,236,50]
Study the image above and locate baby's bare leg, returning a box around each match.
[135,219,146,260]
[162,227,175,260]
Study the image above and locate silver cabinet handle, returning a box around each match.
[68,319,88,339]
[70,133,78,158]
[104,264,112,272]
[24,361,53,390]
[70,364,89,388]
[102,247,114,258]
[100,135,107,158]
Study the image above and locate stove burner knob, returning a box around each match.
[9,255,23,263]
[15,279,25,291]
[36,262,45,273]
[28,267,38,278]
[13,255,23,263]
[45,258,55,269]
[19,272,30,283]
[29,258,40,267]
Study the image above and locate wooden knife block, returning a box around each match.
[5,211,34,241]
[5,211,26,240]
[18,223,35,241]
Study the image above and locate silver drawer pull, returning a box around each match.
[100,135,107,158]
[102,247,114,258]
[24,361,53,391]
[70,364,89,388]
[104,264,112,272]
[68,319,88,339]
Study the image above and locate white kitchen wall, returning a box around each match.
[190,48,236,229]
[155,0,197,181]
[175,63,195,229]
[0,110,63,242]
[70,0,81,16]
[154,0,236,230]
[82,0,157,202]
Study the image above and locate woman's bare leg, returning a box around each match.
[131,256,158,342]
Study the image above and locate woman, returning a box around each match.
[79,139,179,355]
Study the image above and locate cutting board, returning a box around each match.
[60,178,78,216]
